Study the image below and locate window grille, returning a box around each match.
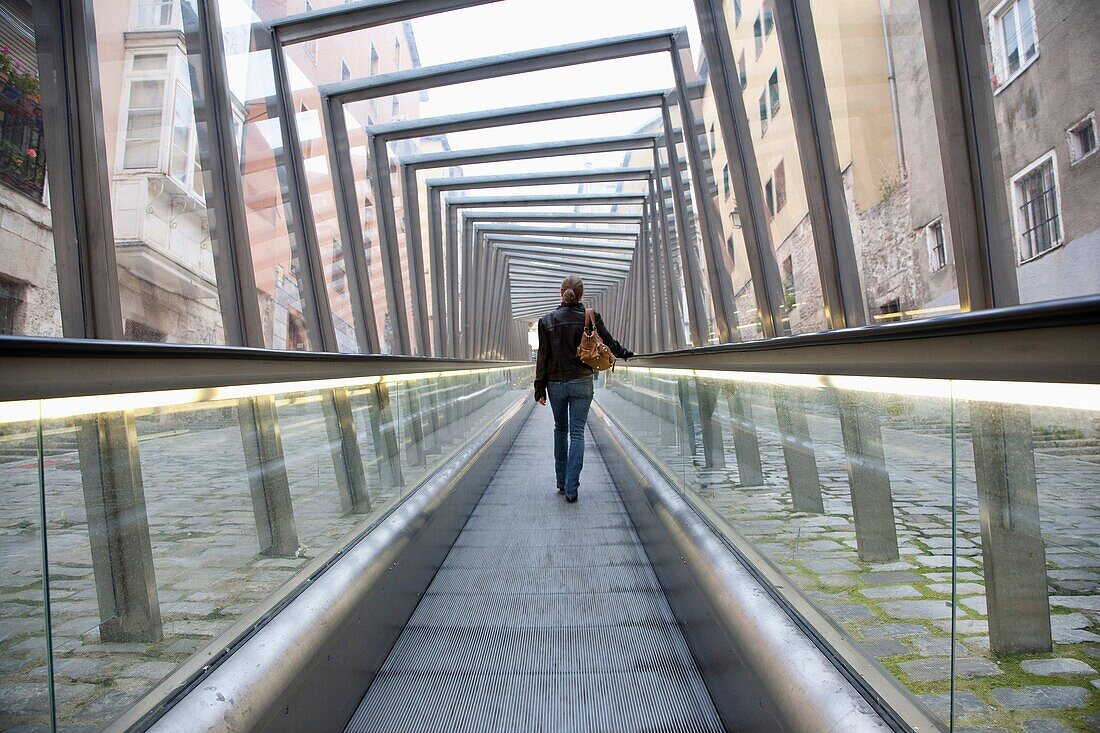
[1015,158,1061,260]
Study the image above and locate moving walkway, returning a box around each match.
[2,302,1095,732]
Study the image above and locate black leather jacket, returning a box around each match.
[534,302,634,400]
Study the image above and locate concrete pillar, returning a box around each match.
[369,383,404,489]
[237,395,300,557]
[971,401,1052,654]
[722,381,764,487]
[773,388,823,514]
[76,412,162,643]
[321,388,371,515]
[695,378,727,470]
[836,391,898,562]
[676,377,699,462]
[398,383,426,468]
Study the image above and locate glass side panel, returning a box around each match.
[0,413,52,729]
[599,366,1100,733]
[974,0,1100,304]
[0,6,63,338]
[808,0,962,324]
[92,0,226,345]
[0,365,530,727]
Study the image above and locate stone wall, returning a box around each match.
[0,185,62,336]
[117,268,224,344]
[777,215,827,334]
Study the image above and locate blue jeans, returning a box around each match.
[546,377,594,499]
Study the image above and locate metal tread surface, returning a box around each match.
[345,407,723,733]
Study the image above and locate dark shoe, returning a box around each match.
[566,496,577,503]
[557,486,565,494]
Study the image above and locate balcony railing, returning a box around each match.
[0,90,46,201]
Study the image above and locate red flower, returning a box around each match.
[1,45,8,55]
[26,148,37,159]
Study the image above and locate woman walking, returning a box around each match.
[533,275,634,502]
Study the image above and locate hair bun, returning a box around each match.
[563,288,577,304]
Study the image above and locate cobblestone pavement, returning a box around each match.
[0,386,522,731]
[597,384,1099,733]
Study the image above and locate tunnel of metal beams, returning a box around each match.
[9,0,1100,732]
[267,9,796,360]
[115,0,1027,363]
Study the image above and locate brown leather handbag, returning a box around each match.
[577,309,615,371]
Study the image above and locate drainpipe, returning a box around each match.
[879,0,907,174]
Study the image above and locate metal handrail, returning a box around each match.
[1,295,1097,401]
[0,337,527,401]
[623,294,1100,384]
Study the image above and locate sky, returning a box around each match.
[408,0,704,153]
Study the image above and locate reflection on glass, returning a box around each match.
[600,366,1100,733]
[219,0,312,350]
[0,366,530,727]
[809,1,962,324]
[93,0,225,344]
[978,0,1100,303]
[0,416,51,729]
[0,4,64,337]
[723,1,828,334]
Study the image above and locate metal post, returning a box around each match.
[661,99,710,346]
[693,0,788,338]
[670,36,741,343]
[403,164,444,355]
[322,97,381,353]
[367,134,415,354]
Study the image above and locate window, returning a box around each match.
[763,1,774,36]
[168,80,193,186]
[124,320,167,342]
[754,15,763,56]
[123,78,166,169]
[1012,152,1062,261]
[989,0,1038,89]
[709,123,716,155]
[394,37,402,67]
[722,163,730,197]
[738,51,747,90]
[759,90,768,136]
[0,278,23,335]
[875,299,901,320]
[733,0,742,26]
[369,43,380,76]
[304,1,318,64]
[341,60,351,82]
[926,219,947,271]
[764,177,775,216]
[134,0,174,28]
[391,96,400,119]
[726,235,736,264]
[781,256,795,310]
[1068,112,1098,165]
[166,57,203,196]
[332,240,346,293]
[768,69,780,117]
[774,159,786,212]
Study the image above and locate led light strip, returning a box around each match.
[626,367,1100,412]
[0,366,532,425]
